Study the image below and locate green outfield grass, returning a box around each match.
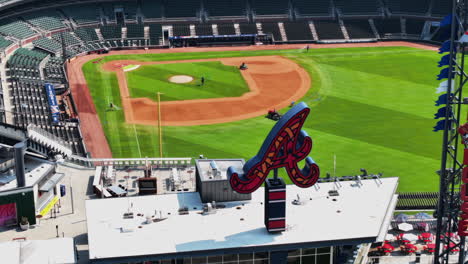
[126,61,249,101]
[82,46,448,192]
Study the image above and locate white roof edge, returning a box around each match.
[376,193,399,242]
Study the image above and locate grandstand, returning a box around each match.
[0,0,450,163]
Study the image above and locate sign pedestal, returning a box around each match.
[264,177,286,233]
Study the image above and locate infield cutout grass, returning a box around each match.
[126,61,249,101]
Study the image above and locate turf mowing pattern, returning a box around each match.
[126,61,249,101]
[83,46,445,192]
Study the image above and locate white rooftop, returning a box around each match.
[86,177,398,261]
[196,159,244,181]
[0,238,76,264]
[0,156,54,192]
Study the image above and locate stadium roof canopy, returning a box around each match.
[86,177,398,262]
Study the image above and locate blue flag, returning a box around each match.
[437,68,450,80]
[440,14,453,27]
[435,93,453,106]
[433,119,451,132]
[438,54,450,67]
[434,107,452,119]
[439,40,451,54]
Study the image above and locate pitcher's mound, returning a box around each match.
[169,75,194,84]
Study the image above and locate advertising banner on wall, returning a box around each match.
[44,83,60,123]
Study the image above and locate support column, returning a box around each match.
[264,177,286,232]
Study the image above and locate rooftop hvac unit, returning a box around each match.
[203,203,216,215]
[210,160,220,178]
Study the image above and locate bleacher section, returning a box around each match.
[261,22,282,41]
[344,20,375,39]
[172,24,191,36]
[293,0,331,17]
[205,0,247,17]
[7,48,48,80]
[44,57,65,82]
[195,24,213,36]
[120,1,139,21]
[61,4,100,25]
[0,20,36,39]
[23,10,66,31]
[386,0,430,15]
[251,0,289,16]
[74,27,99,42]
[126,23,144,38]
[52,32,81,47]
[405,19,426,36]
[148,24,162,45]
[141,0,162,19]
[217,23,236,35]
[314,20,344,39]
[334,0,380,15]
[0,35,12,50]
[165,0,199,18]
[100,24,122,39]
[33,37,61,53]
[9,79,50,127]
[283,22,313,41]
[373,18,402,36]
[239,23,258,34]
[432,0,452,17]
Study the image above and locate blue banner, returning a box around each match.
[44,83,60,123]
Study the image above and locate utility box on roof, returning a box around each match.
[195,159,251,203]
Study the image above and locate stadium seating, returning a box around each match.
[314,20,344,39]
[261,22,282,41]
[334,0,380,15]
[217,23,236,35]
[373,18,402,36]
[165,0,200,18]
[141,0,163,19]
[33,37,62,53]
[126,23,144,38]
[148,24,162,45]
[23,10,66,31]
[74,27,100,42]
[0,20,37,39]
[205,0,247,17]
[293,0,331,17]
[344,20,375,39]
[405,19,426,36]
[52,32,81,47]
[283,21,313,41]
[251,0,289,16]
[7,48,48,80]
[195,24,213,36]
[172,24,191,36]
[100,24,122,39]
[61,4,101,24]
[386,0,430,15]
[432,0,452,17]
[44,57,65,82]
[0,35,12,50]
[239,23,258,34]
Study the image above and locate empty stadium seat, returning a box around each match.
[141,0,163,19]
[334,0,380,15]
[314,20,344,39]
[195,24,213,36]
[373,18,402,37]
[405,19,426,36]
[100,24,122,39]
[261,22,282,41]
[251,0,289,16]
[205,0,247,17]
[283,21,313,40]
[386,0,430,15]
[61,4,101,24]
[165,0,200,18]
[126,23,144,38]
[239,23,258,34]
[344,20,375,39]
[293,0,331,17]
[172,24,191,36]
[217,23,236,35]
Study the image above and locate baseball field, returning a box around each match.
[69,42,444,192]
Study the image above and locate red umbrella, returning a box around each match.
[419,232,433,243]
[403,243,417,254]
[425,243,436,253]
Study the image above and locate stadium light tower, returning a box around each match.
[434,0,468,263]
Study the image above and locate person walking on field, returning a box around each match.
[201,76,205,86]
[306,45,310,53]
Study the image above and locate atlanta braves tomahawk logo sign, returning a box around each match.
[227,102,320,193]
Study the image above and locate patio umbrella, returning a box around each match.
[395,213,409,223]
[402,233,418,242]
[385,234,395,241]
[415,212,432,220]
[398,223,414,232]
